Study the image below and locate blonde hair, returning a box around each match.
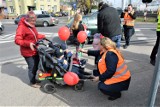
[158,7,160,16]
[71,13,82,30]
[100,37,124,58]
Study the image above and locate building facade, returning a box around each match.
[5,0,60,18]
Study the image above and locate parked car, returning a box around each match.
[66,9,124,44]
[66,12,98,44]
[14,14,26,24]
[0,21,4,34]
[36,14,59,27]
[14,14,59,27]
[61,11,68,16]
[54,12,63,17]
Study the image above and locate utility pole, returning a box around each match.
[122,0,125,10]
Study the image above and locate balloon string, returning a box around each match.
[65,41,68,49]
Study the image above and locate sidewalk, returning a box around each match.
[0,42,159,106]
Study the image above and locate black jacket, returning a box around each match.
[72,22,84,37]
[97,5,122,38]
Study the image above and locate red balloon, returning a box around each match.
[63,72,80,86]
[77,31,87,43]
[58,26,70,41]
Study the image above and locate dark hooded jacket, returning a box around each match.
[97,4,122,38]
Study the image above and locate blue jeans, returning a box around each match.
[24,55,39,84]
[111,35,122,48]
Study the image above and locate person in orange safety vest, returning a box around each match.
[79,37,131,100]
[121,4,136,49]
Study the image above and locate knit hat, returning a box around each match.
[55,48,64,58]
[60,44,67,50]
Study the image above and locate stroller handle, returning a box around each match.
[34,38,52,50]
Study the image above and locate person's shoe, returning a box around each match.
[82,71,92,75]
[108,93,121,101]
[30,83,41,88]
[150,60,155,66]
[123,44,128,49]
[74,80,84,91]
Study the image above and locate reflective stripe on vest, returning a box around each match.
[98,49,131,85]
[124,12,135,26]
[157,15,160,31]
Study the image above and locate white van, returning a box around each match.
[33,10,48,14]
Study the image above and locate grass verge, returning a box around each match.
[136,17,157,23]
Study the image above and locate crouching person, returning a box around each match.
[79,37,131,100]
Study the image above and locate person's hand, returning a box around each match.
[30,43,35,51]
[78,48,84,53]
[63,60,68,65]
[92,76,99,82]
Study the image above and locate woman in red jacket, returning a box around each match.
[15,11,45,88]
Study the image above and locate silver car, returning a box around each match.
[14,14,59,27]
[36,14,59,27]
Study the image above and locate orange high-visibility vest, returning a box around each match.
[98,49,131,85]
[124,12,135,26]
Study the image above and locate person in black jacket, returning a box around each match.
[121,4,137,49]
[71,13,85,58]
[97,2,122,48]
[71,13,85,46]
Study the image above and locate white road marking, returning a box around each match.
[135,33,145,36]
[0,32,58,44]
[137,37,148,40]
[135,29,141,32]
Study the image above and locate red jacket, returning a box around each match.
[15,17,45,57]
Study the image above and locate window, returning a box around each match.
[37,15,43,18]
[47,0,50,2]
[19,6,21,14]
[53,5,57,12]
[48,5,51,10]
[40,5,44,10]
[44,15,50,18]
[9,6,14,13]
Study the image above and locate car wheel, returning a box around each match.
[43,21,49,27]
[0,28,2,34]
[14,21,18,24]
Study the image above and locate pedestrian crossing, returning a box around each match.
[0,32,58,44]
[0,28,156,44]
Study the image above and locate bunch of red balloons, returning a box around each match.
[58,26,87,43]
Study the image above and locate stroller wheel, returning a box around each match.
[74,80,84,91]
[43,82,56,94]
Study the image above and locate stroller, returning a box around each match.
[35,38,91,94]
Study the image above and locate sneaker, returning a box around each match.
[74,80,84,91]
[30,83,41,88]
[150,60,155,66]
[123,44,128,49]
